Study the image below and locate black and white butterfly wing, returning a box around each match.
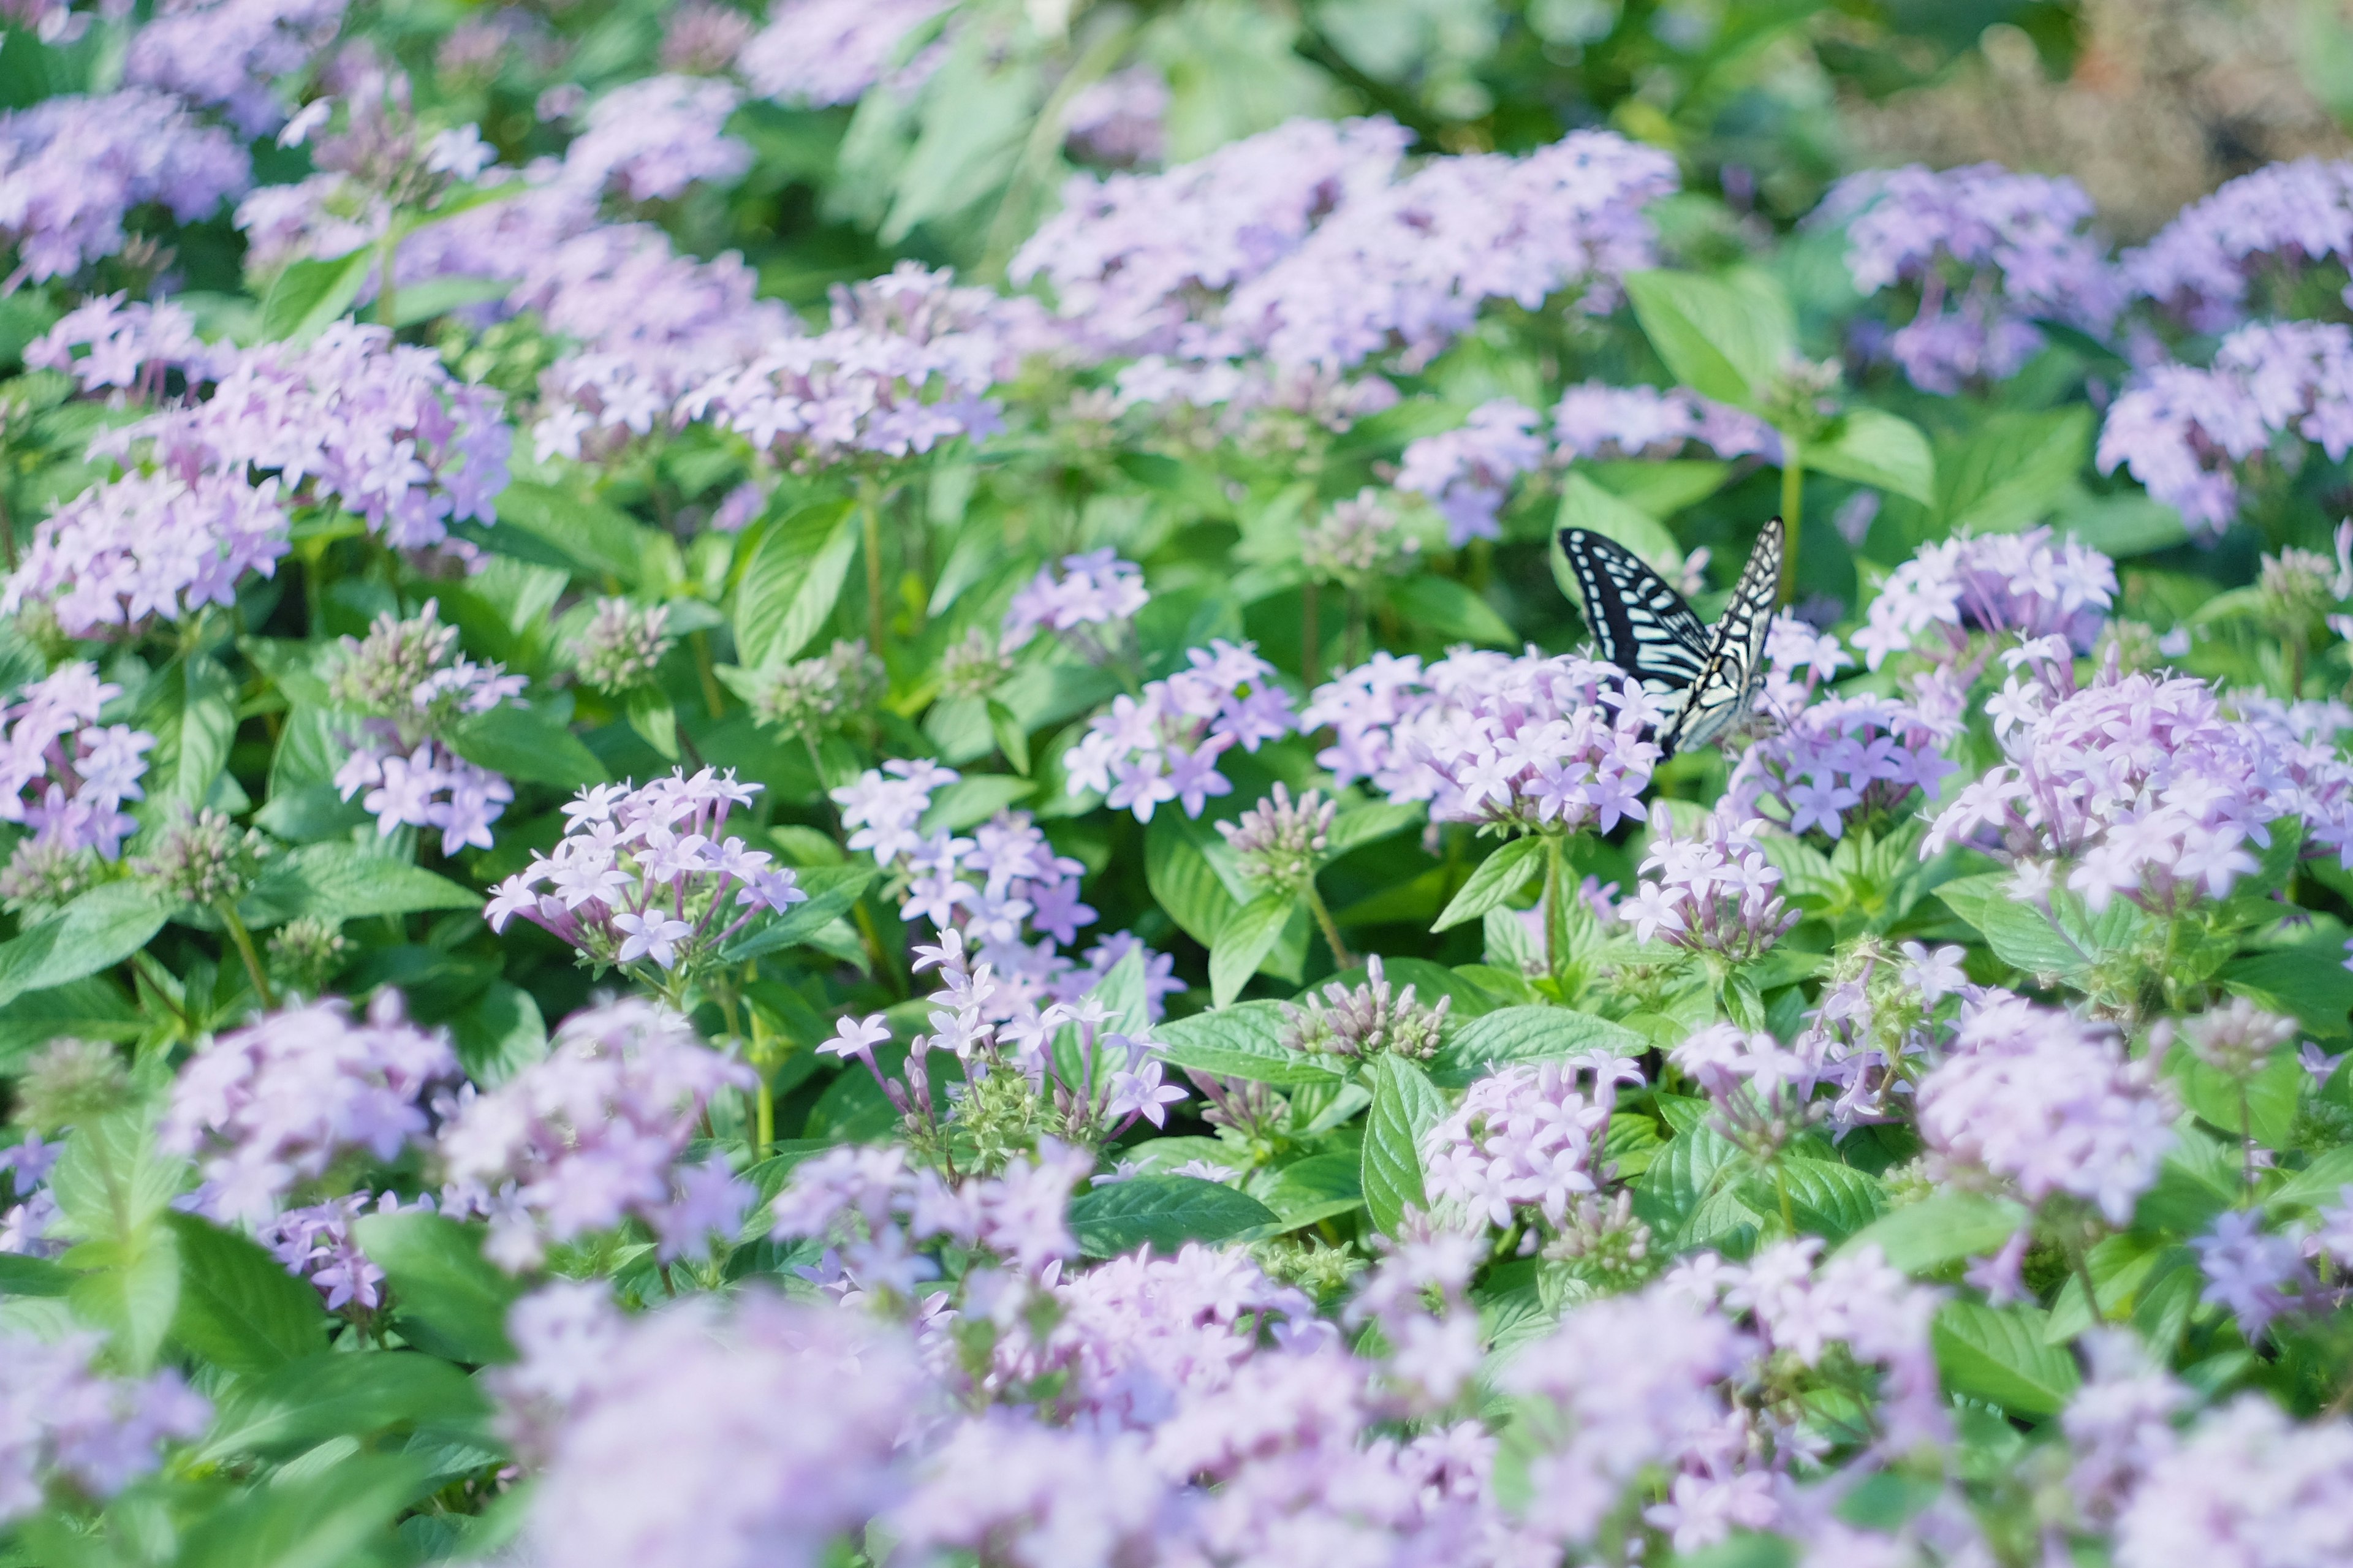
[1557,528,1711,702]
[1659,516,1784,757]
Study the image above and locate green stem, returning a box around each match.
[860,479,887,651]
[1544,834,1569,982]
[1769,442,1807,612]
[375,226,400,331]
[692,629,725,718]
[1303,881,1352,971]
[1301,577,1321,692]
[218,901,275,1010]
[1778,440,1803,607]
[978,19,1138,278]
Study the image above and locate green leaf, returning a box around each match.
[1935,407,2093,536]
[47,1112,184,1243]
[142,652,237,805]
[1362,1054,1445,1234]
[388,273,517,326]
[1770,1157,1888,1242]
[1325,802,1422,858]
[1433,836,1545,932]
[1931,1300,2080,1417]
[919,773,1035,834]
[1623,267,1797,408]
[1146,810,1247,949]
[0,883,172,1009]
[1933,873,2118,986]
[986,698,1031,774]
[1262,1153,1365,1228]
[450,980,548,1088]
[0,975,139,1070]
[721,865,877,961]
[240,843,479,928]
[164,1212,328,1377]
[1385,575,1514,647]
[257,249,372,343]
[2268,1145,2353,1213]
[67,1230,180,1373]
[1554,471,1680,576]
[350,1211,524,1365]
[494,480,657,585]
[1840,1191,2026,1274]
[200,1350,494,1460]
[626,686,680,760]
[175,1450,431,1568]
[0,1252,72,1297]
[2172,1048,2305,1151]
[1429,1004,1645,1087]
[1066,1175,1278,1259]
[2224,938,2353,1038]
[1151,1001,1348,1086]
[1211,890,1298,1008]
[447,702,608,789]
[734,499,858,668]
[1809,408,1936,505]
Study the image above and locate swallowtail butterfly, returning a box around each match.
[1558,517,1784,759]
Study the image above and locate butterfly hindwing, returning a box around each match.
[1557,528,1710,702]
[1660,516,1784,757]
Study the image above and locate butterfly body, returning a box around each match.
[1558,518,1784,759]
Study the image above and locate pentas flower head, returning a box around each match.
[1302,487,1418,586]
[2125,156,2353,331]
[1063,640,1298,823]
[124,0,346,135]
[1730,620,1957,841]
[2113,1396,2353,1568]
[561,75,750,203]
[1306,647,1660,832]
[1552,381,1778,463]
[1915,991,2175,1224]
[999,548,1149,657]
[2063,1330,2190,1526]
[436,996,756,1270]
[1395,399,1545,546]
[498,1288,923,1568]
[5,472,291,639]
[2097,319,2353,539]
[160,991,461,1224]
[1282,954,1451,1064]
[1926,667,2343,913]
[740,0,950,106]
[1423,1056,1641,1229]
[1814,163,2122,393]
[2191,1210,2312,1342]
[1853,526,2116,672]
[0,663,151,861]
[327,600,525,856]
[487,769,803,980]
[0,1328,210,1526]
[768,1142,1088,1297]
[660,2,754,73]
[26,294,242,394]
[0,88,249,285]
[1622,805,1798,961]
[256,1190,436,1311]
[569,597,675,694]
[1062,66,1168,168]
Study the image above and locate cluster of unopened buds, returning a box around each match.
[485,769,806,981]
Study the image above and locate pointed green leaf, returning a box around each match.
[1066,1175,1277,1259]
[1433,836,1545,932]
[1362,1054,1445,1234]
[1211,890,1297,1008]
[734,499,858,668]
[165,1212,329,1377]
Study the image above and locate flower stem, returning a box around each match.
[218,901,275,1010]
[860,478,887,651]
[1301,578,1321,691]
[1778,441,1803,607]
[1304,881,1353,971]
[1544,834,1569,982]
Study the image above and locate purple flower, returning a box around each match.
[1851,526,2115,672]
[1815,163,2121,393]
[1729,620,1957,841]
[1552,381,1779,463]
[1061,66,1168,168]
[1915,993,2175,1224]
[561,75,751,203]
[0,89,249,285]
[0,663,153,860]
[2113,1396,2353,1568]
[1063,641,1298,822]
[5,473,292,640]
[26,294,242,393]
[2126,157,2353,331]
[0,1328,210,1525]
[327,601,525,855]
[1395,400,1545,546]
[1627,804,1798,961]
[1422,1058,1636,1229]
[160,991,461,1224]
[2191,1210,2309,1341]
[254,1190,434,1310]
[1000,548,1149,656]
[125,0,346,136]
[436,996,756,1270]
[740,0,951,107]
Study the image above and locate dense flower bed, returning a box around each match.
[3,2,2353,1566]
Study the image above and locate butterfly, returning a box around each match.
[1558,517,1784,758]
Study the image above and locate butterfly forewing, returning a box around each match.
[1557,528,1711,702]
[1660,517,1784,757]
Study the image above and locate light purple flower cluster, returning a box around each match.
[5,473,290,640]
[0,1137,60,1257]
[1018,117,1675,378]
[2112,1396,2353,1568]
[328,602,525,856]
[486,770,807,979]
[160,993,461,1224]
[1305,648,1659,833]
[1422,1056,1640,1229]
[124,0,346,135]
[561,75,751,203]
[26,294,242,395]
[498,1286,923,1568]
[739,0,951,107]
[1620,805,1799,960]
[1395,399,1545,546]
[1729,619,1957,839]
[1063,641,1298,822]
[1915,991,2175,1223]
[2124,157,2353,331]
[0,664,153,861]
[2097,320,2353,538]
[1816,163,2121,393]
[1852,526,2116,671]
[2190,1210,2311,1342]
[768,1142,1088,1297]
[436,996,756,1270]
[999,549,1148,657]
[1928,667,2353,912]
[255,1190,434,1311]
[1551,381,1779,462]
[1061,66,1169,168]
[0,1329,210,1526]
[0,88,249,285]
